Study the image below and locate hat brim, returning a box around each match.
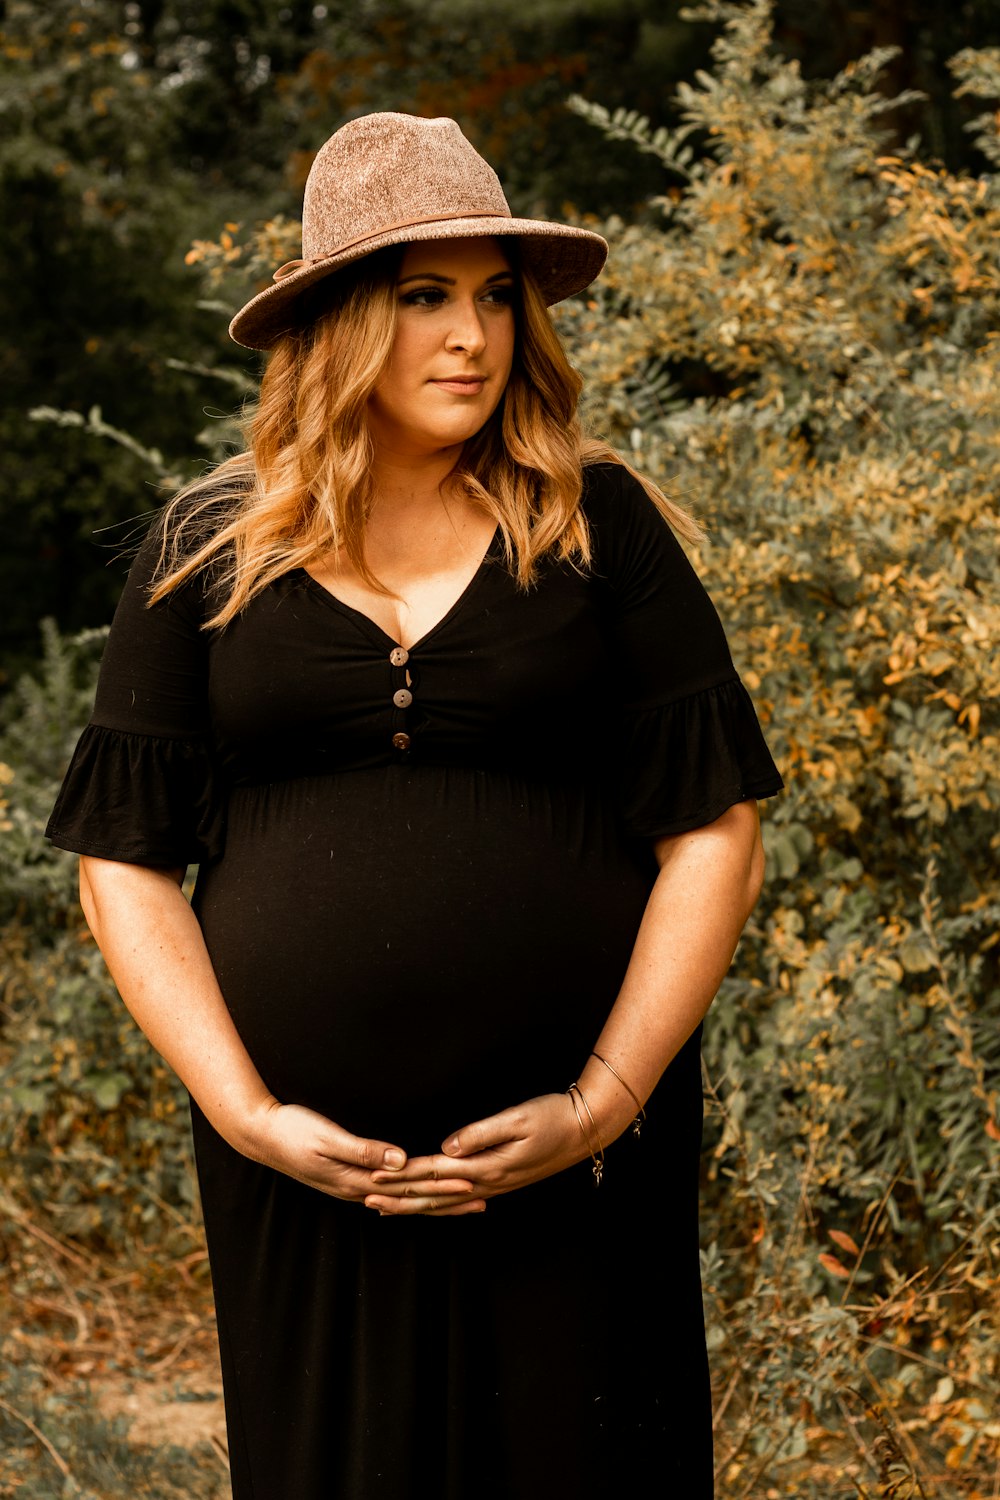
[228,216,608,350]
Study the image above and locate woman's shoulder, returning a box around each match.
[579,459,738,699]
[126,456,253,609]
[580,456,628,508]
[580,457,693,582]
[154,455,254,547]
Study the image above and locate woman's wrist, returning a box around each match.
[572,1059,641,1148]
[590,1051,646,1139]
[200,1081,282,1159]
[566,1082,605,1185]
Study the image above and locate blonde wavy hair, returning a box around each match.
[150,243,701,628]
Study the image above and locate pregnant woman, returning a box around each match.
[47,113,783,1498]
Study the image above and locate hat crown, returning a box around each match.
[229,111,608,349]
[302,113,512,261]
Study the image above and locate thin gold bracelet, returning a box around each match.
[591,1051,647,1139]
[568,1081,604,1186]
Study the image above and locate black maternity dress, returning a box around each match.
[48,462,783,1499]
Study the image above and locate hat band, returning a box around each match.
[272,209,512,283]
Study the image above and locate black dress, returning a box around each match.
[48,462,782,1499]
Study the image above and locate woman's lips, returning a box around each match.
[430,377,486,394]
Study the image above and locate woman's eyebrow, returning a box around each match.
[396,270,514,286]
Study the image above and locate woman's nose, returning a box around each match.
[444,299,486,356]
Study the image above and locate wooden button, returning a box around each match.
[389,647,409,666]
[393,688,413,708]
[391,732,411,750]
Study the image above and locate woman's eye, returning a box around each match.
[399,284,514,309]
[401,287,447,307]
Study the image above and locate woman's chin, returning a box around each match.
[367,395,503,459]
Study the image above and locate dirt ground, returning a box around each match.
[93,1360,227,1454]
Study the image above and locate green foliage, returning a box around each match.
[0,621,107,916]
[950,44,1000,168]
[0,626,196,1254]
[0,0,243,666]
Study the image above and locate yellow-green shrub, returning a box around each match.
[563,2,999,1484]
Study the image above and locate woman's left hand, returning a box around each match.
[365,1092,588,1215]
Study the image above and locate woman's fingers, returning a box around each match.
[365,1192,486,1217]
[253,1102,411,1198]
[367,1172,479,1197]
[368,1095,584,1213]
[441,1108,525,1158]
[320,1127,407,1173]
[370,1152,475,1186]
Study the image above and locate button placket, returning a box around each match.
[388,646,415,754]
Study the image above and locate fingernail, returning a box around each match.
[382,1148,405,1169]
[443,1137,460,1155]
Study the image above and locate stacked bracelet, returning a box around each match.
[567,1082,604,1186]
[591,1052,646,1139]
[567,1057,645,1186]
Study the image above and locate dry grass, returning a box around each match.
[0,1199,226,1499]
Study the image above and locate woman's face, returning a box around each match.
[367,237,516,460]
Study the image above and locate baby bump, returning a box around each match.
[193,766,654,1151]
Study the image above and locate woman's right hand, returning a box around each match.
[237,1097,483,1211]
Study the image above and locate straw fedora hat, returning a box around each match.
[229,112,609,350]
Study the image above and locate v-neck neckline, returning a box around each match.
[296,525,502,654]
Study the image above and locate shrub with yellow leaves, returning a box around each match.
[562,2,999,1490]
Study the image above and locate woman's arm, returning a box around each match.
[79,856,481,1211]
[583,795,765,1128]
[366,798,765,1213]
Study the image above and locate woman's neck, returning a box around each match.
[369,443,463,516]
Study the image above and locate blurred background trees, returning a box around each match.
[1,1,998,1494]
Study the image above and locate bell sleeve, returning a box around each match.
[591,465,784,839]
[45,519,224,868]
